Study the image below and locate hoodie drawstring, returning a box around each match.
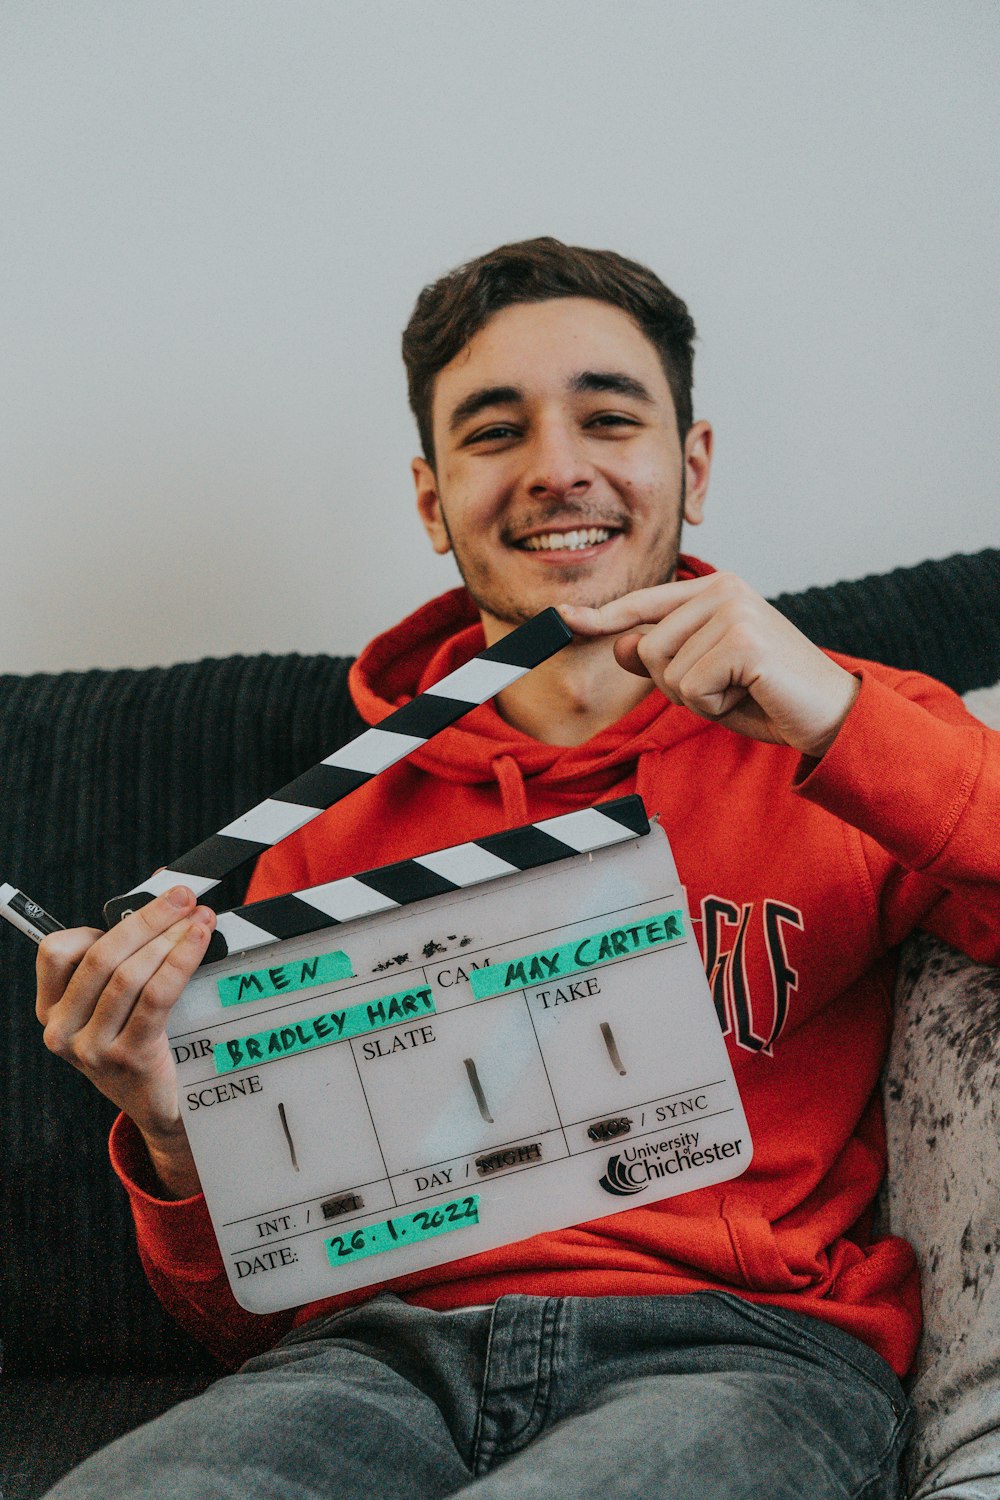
[492,754,529,829]
[493,749,659,831]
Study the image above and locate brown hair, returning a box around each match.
[401,236,696,469]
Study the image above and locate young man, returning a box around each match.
[36,239,999,1500]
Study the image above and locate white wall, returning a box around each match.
[2,1,997,673]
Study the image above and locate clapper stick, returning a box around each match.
[104,608,572,927]
[208,796,650,962]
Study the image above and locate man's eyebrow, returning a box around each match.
[569,370,656,403]
[448,385,525,433]
[446,370,656,436]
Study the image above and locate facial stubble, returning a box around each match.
[436,469,689,628]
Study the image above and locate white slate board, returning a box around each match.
[168,822,752,1313]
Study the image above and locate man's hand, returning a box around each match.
[560,572,861,758]
[35,886,215,1198]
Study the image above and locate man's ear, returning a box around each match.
[682,420,713,526]
[412,457,452,555]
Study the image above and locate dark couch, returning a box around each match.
[2,551,998,1499]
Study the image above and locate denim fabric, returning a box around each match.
[43,1292,912,1500]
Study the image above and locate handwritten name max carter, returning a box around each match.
[501,917,679,990]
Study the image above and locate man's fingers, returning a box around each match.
[36,928,104,1021]
[665,638,752,719]
[64,886,196,995]
[612,630,653,678]
[565,570,857,755]
[37,887,204,1053]
[645,610,734,691]
[118,918,215,1054]
[559,589,679,637]
[81,911,215,1048]
[116,885,198,947]
[613,605,732,687]
[559,576,717,638]
[34,886,217,1140]
[43,913,214,1070]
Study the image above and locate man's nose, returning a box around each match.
[524,421,594,501]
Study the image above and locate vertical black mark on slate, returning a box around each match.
[278,1102,300,1171]
[464,1058,494,1123]
[600,1022,627,1076]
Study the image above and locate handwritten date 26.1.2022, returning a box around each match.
[324,1197,480,1267]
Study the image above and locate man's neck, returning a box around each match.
[490,629,653,747]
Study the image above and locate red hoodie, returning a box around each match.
[110,558,1000,1376]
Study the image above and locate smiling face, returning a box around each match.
[412,297,712,639]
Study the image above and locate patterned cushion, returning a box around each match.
[885,681,1000,1499]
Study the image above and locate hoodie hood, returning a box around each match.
[348,556,717,812]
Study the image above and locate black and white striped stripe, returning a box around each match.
[104,608,572,927]
[205,797,650,962]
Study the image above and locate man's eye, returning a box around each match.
[587,413,638,429]
[468,424,519,443]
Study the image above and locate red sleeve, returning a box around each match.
[794,664,1000,964]
[109,1111,296,1368]
[108,835,316,1364]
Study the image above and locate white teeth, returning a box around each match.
[521,528,613,552]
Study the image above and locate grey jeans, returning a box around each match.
[44,1291,912,1499]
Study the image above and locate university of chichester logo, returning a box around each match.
[598,1153,648,1197]
[598,1131,746,1196]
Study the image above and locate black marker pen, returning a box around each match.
[0,882,65,944]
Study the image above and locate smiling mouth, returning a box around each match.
[516,527,618,552]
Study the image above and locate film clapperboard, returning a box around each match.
[104,609,752,1312]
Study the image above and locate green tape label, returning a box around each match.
[215,985,436,1073]
[470,910,684,1000]
[325,1196,480,1266]
[217,949,354,1007]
